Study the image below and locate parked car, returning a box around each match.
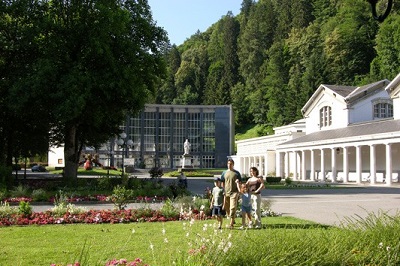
[31,165,47,172]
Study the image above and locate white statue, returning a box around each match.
[184,139,191,155]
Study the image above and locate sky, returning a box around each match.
[147,0,243,45]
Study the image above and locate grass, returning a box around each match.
[49,168,122,176]
[235,124,266,141]
[1,212,400,265]
[0,216,311,265]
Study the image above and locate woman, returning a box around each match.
[246,167,265,229]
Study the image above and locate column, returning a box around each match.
[247,157,251,176]
[343,147,349,183]
[264,154,268,177]
[356,145,362,184]
[276,152,282,178]
[301,150,306,181]
[320,149,325,182]
[258,156,264,176]
[370,144,376,185]
[310,149,315,181]
[285,152,290,178]
[293,151,298,180]
[385,143,392,186]
[331,147,337,183]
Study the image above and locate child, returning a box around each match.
[239,183,252,229]
[210,177,225,229]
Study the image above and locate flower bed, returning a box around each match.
[2,195,167,204]
[0,208,183,226]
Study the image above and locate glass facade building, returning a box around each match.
[100,104,234,169]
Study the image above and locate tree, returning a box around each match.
[174,45,208,105]
[370,14,400,80]
[0,0,49,177]
[156,45,181,104]
[7,0,168,183]
[322,0,377,84]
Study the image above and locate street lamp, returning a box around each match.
[107,150,114,178]
[117,132,133,177]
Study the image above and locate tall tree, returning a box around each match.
[322,0,377,84]
[157,45,181,104]
[174,45,208,104]
[0,0,49,176]
[238,0,276,91]
[262,42,290,127]
[7,0,168,182]
[370,14,400,81]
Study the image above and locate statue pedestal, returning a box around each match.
[181,154,193,169]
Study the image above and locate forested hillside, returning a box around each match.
[154,0,400,136]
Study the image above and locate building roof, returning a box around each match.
[302,80,390,116]
[322,84,355,97]
[278,118,400,147]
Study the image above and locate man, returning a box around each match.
[220,158,242,228]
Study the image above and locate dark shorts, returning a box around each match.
[212,206,223,216]
[241,205,252,213]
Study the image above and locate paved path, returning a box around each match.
[266,185,400,226]
[30,175,400,226]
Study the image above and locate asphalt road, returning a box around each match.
[27,172,400,226]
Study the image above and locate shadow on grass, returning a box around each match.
[263,223,332,229]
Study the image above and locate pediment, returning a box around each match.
[301,84,350,117]
[385,73,400,98]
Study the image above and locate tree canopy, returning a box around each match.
[156,0,400,133]
[0,0,168,182]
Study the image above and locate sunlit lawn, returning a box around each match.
[1,212,400,266]
[0,216,312,265]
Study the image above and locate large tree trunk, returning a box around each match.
[63,124,79,184]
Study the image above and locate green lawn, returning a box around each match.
[0,216,313,265]
[1,212,399,266]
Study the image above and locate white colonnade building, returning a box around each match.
[233,74,400,186]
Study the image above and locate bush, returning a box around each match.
[0,165,13,189]
[31,189,48,202]
[266,176,282,183]
[12,164,21,171]
[96,176,122,190]
[18,201,32,216]
[285,177,293,186]
[109,185,133,210]
[0,201,18,218]
[160,199,180,219]
[0,189,7,201]
[10,185,30,198]
[149,167,163,178]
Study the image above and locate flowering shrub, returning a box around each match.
[51,258,148,266]
[3,197,32,203]
[109,185,133,210]
[105,258,148,266]
[0,206,182,226]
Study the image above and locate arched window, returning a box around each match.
[374,102,393,118]
[319,106,332,128]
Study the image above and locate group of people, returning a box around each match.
[210,158,265,229]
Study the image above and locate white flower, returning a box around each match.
[162,228,166,235]
[223,241,233,253]
[386,246,391,252]
[131,228,135,234]
[200,205,205,210]
[164,238,168,243]
[149,243,154,250]
[378,242,383,249]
